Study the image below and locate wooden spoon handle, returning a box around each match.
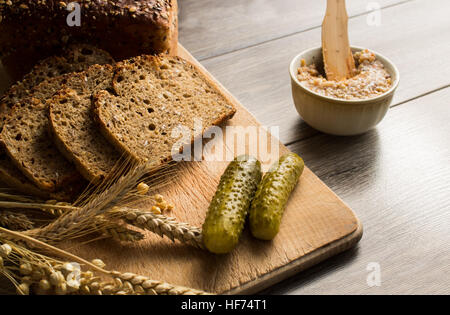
[322,0,356,81]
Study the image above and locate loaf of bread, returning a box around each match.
[0,0,178,80]
[93,55,236,164]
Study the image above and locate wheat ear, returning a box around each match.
[0,211,34,230]
[118,208,204,249]
[93,216,144,242]
[105,271,210,295]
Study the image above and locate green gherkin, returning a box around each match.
[250,153,304,240]
[202,155,262,254]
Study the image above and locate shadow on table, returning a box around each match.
[289,129,381,195]
[259,245,361,295]
[0,276,15,295]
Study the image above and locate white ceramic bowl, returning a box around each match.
[289,46,400,136]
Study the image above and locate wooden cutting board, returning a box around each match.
[0,45,362,294]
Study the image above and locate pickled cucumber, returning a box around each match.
[249,153,304,240]
[202,155,262,254]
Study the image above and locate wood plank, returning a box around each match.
[60,45,362,294]
[200,0,450,144]
[179,0,407,60]
[268,87,450,294]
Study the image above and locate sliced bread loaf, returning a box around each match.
[0,44,114,131]
[93,55,236,164]
[0,74,84,192]
[0,46,114,192]
[48,65,122,183]
[1,97,81,192]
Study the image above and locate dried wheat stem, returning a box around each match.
[0,201,142,243]
[0,185,200,247]
[118,208,204,249]
[0,201,74,212]
[0,192,39,203]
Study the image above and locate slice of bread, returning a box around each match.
[48,65,122,183]
[0,153,82,201]
[0,153,52,199]
[0,44,114,131]
[93,55,236,164]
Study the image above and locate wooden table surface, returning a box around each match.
[178,0,450,294]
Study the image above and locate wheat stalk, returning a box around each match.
[23,163,152,244]
[0,201,144,243]
[0,198,143,242]
[0,189,204,248]
[0,161,213,295]
[0,228,210,295]
[0,201,74,213]
[0,161,204,245]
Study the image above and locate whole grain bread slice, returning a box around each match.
[0,44,114,131]
[0,49,114,192]
[93,55,236,165]
[48,65,122,183]
[0,153,48,199]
